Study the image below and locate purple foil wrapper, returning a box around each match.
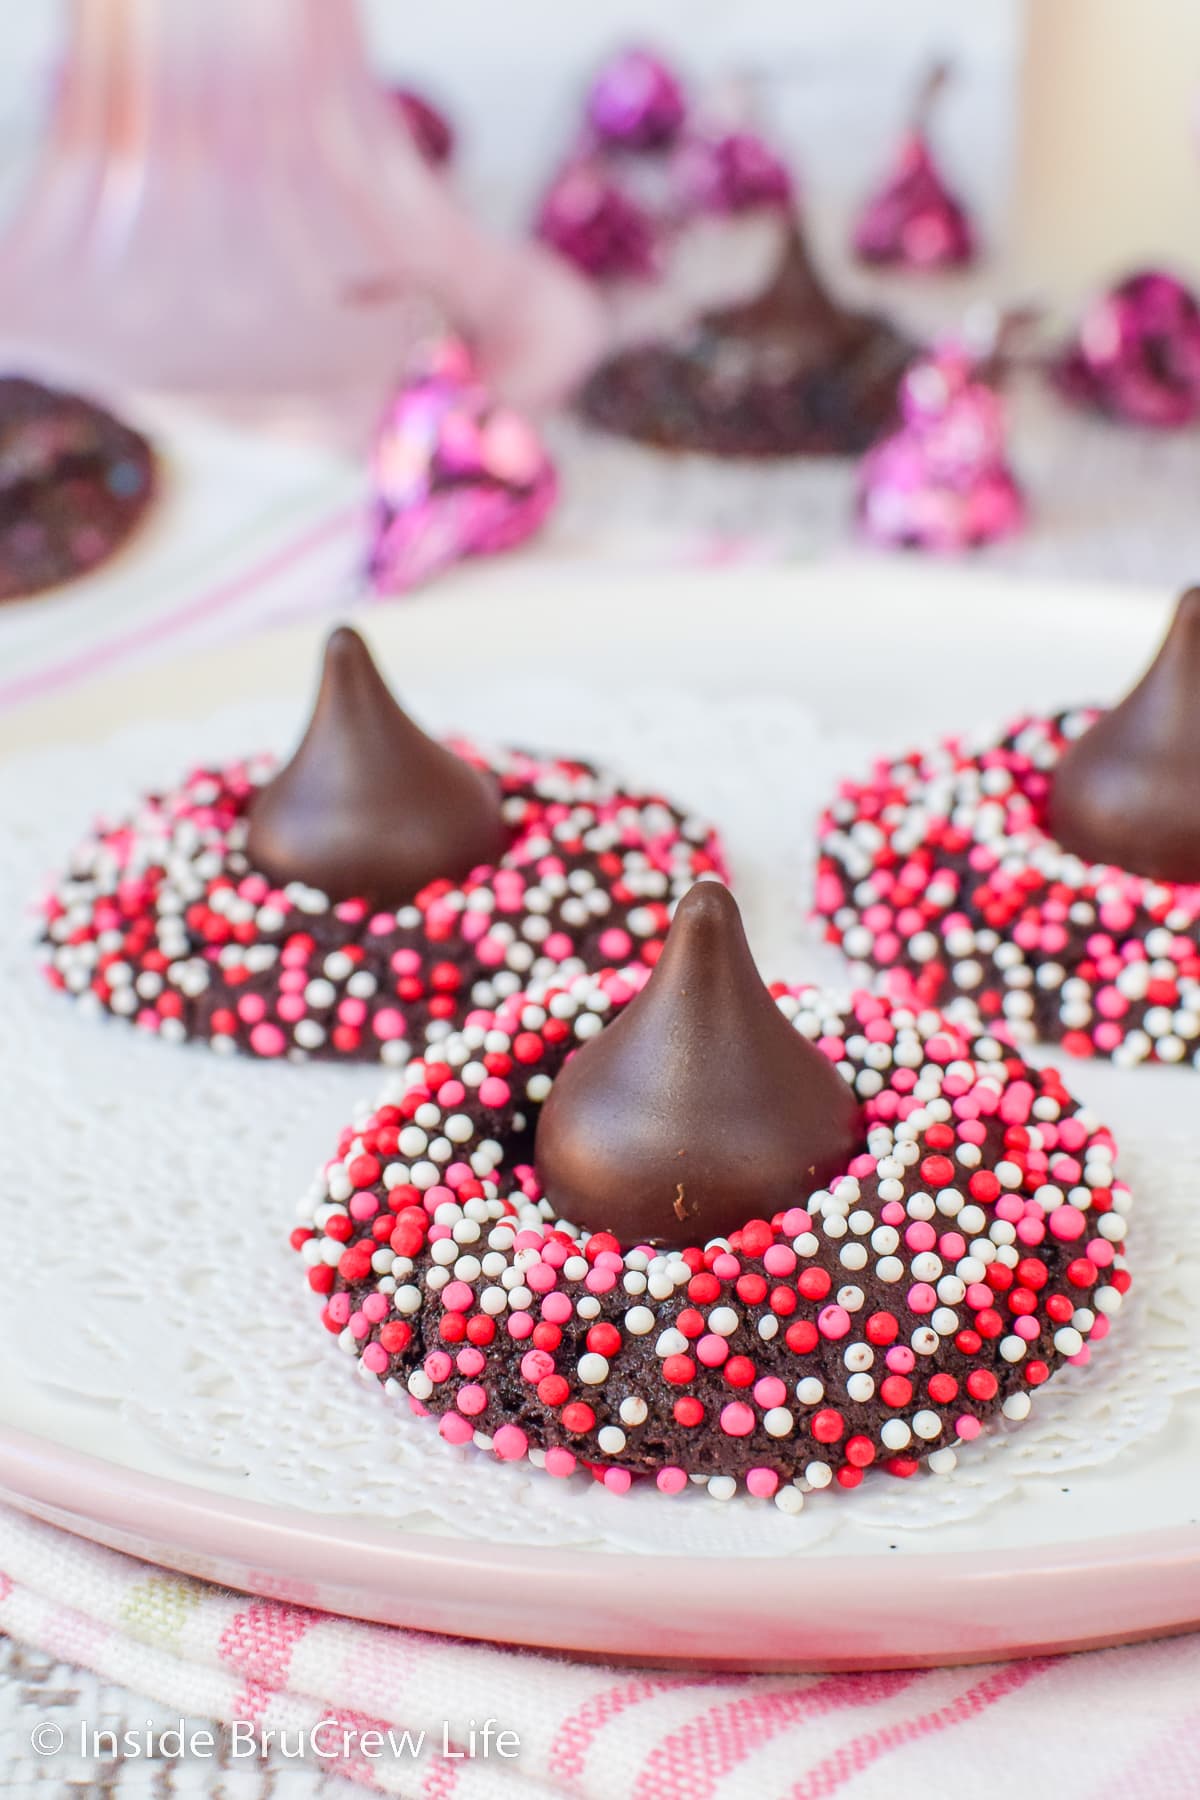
[367,339,557,594]
[586,48,687,151]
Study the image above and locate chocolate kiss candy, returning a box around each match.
[1049,589,1200,882]
[534,881,861,1247]
[245,625,507,905]
[708,220,871,361]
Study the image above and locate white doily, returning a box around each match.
[1,679,1195,1558]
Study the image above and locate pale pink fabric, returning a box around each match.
[0,1505,1192,1796]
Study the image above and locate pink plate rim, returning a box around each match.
[2,1425,1198,1670]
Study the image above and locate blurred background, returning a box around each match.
[0,0,1197,713]
[0,2,1023,244]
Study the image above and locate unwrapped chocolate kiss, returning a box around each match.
[534,881,861,1246]
[245,626,507,905]
[1049,587,1200,882]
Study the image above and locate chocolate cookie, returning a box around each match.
[295,891,1128,1506]
[0,376,155,601]
[817,590,1200,1065]
[40,629,723,1062]
[579,222,913,457]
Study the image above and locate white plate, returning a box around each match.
[2,563,1198,1670]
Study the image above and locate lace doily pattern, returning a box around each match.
[294,966,1131,1511]
[38,745,722,1063]
[2,689,1195,1559]
[816,710,1200,1067]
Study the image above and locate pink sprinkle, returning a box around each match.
[817,1304,852,1340]
[711,1254,740,1279]
[746,1468,779,1499]
[525,1261,557,1294]
[753,1376,787,1409]
[360,1292,388,1322]
[349,1193,379,1221]
[439,1412,474,1445]
[1049,1205,1086,1241]
[545,1447,577,1478]
[361,1343,388,1374]
[780,1208,812,1235]
[456,1384,488,1416]
[506,1312,534,1340]
[540,1290,573,1324]
[479,1077,511,1108]
[696,1334,728,1367]
[886,1345,915,1373]
[441,1282,475,1314]
[520,1349,555,1383]
[904,1221,936,1252]
[763,1245,797,1277]
[955,1415,982,1440]
[656,1466,687,1496]
[372,1008,408,1041]
[492,1424,528,1460]
[906,1283,938,1313]
[249,1022,286,1057]
[720,1402,756,1437]
[604,1468,633,1494]
[424,1351,452,1383]
[455,1346,485,1377]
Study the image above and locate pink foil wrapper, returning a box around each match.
[1055,270,1200,429]
[367,339,558,595]
[534,158,659,281]
[857,343,1024,552]
[673,129,793,216]
[387,88,454,166]
[853,127,975,269]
